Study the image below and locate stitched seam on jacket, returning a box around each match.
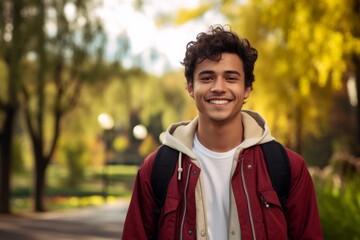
[180,164,192,240]
[241,158,256,240]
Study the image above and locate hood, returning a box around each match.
[162,110,274,157]
[240,110,275,148]
[162,110,274,180]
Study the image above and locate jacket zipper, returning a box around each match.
[180,164,192,240]
[260,195,270,209]
[241,158,256,240]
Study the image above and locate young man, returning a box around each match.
[122,25,322,240]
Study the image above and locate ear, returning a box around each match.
[187,82,194,97]
[244,86,251,99]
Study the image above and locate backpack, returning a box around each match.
[150,140,291,229]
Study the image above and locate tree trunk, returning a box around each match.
[352,0,360,156]
[0,0,23,214]
[353,55,360,156]
[0,107,16,214]
[294,103,303,155]
[33,0,47,212]
[34,154,46,212]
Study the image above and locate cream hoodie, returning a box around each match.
[163,110,274,162]
[161,110,275,240]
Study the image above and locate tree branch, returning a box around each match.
[21,83,36,141]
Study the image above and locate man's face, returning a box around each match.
[187,53,251,125]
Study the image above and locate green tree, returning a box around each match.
[20,0,105,212]
[0,0,35,214]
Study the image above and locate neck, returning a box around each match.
[196,114,244,152]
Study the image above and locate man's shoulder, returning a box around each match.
[282,147,312,180]
[138,147,162,174]
[284,147,305,164]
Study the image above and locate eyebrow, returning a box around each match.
[198,70,242,76]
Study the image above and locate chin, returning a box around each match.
[208,112,241,123]
[208,115,231,123]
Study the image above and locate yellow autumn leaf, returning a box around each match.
[174,4,213,25]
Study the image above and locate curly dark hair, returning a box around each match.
[181,25,258,89]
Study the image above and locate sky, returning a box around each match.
[95,0,227,75]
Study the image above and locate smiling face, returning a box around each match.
[187,53,251,125]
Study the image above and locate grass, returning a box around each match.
[11,164,138,213]
[314,173,360,239]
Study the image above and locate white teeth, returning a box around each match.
[209,100,229,104]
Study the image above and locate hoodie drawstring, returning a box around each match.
[177,152,183,180]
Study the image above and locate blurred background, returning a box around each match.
[0,0,359,239]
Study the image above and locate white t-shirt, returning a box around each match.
[193,134,237,240]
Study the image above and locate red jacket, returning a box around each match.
[122,145,323,240]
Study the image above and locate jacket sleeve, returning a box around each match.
[122,151,158,240]
[285,149,323,240]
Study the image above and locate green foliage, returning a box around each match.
[11,164,138,212]
[312,150,360,239]
[82,65,193,134]
[62,140,87,187]
[113,135,129,152]
[0,0,110,212]
[315,174,360,239]
[53,62,194,171]
[11,136,25,173]
[0,59,7,97]
[138,134,158,157]
[152,71,197,127]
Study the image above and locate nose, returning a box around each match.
[211,78,226,92]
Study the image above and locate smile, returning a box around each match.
[209,100,230,105]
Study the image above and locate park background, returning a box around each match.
[0,0,360,239]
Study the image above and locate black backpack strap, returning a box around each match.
[150,145,178,240]
[151,145,179,207]
[260,140,291,210]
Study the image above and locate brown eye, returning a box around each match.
[227,76,237,81]
[201,76,213,81]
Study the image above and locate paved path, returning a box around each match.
[0,199,130,240]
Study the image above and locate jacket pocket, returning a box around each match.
[163,197,179,217]
[158,197,180,239]
[259,189,288,240]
